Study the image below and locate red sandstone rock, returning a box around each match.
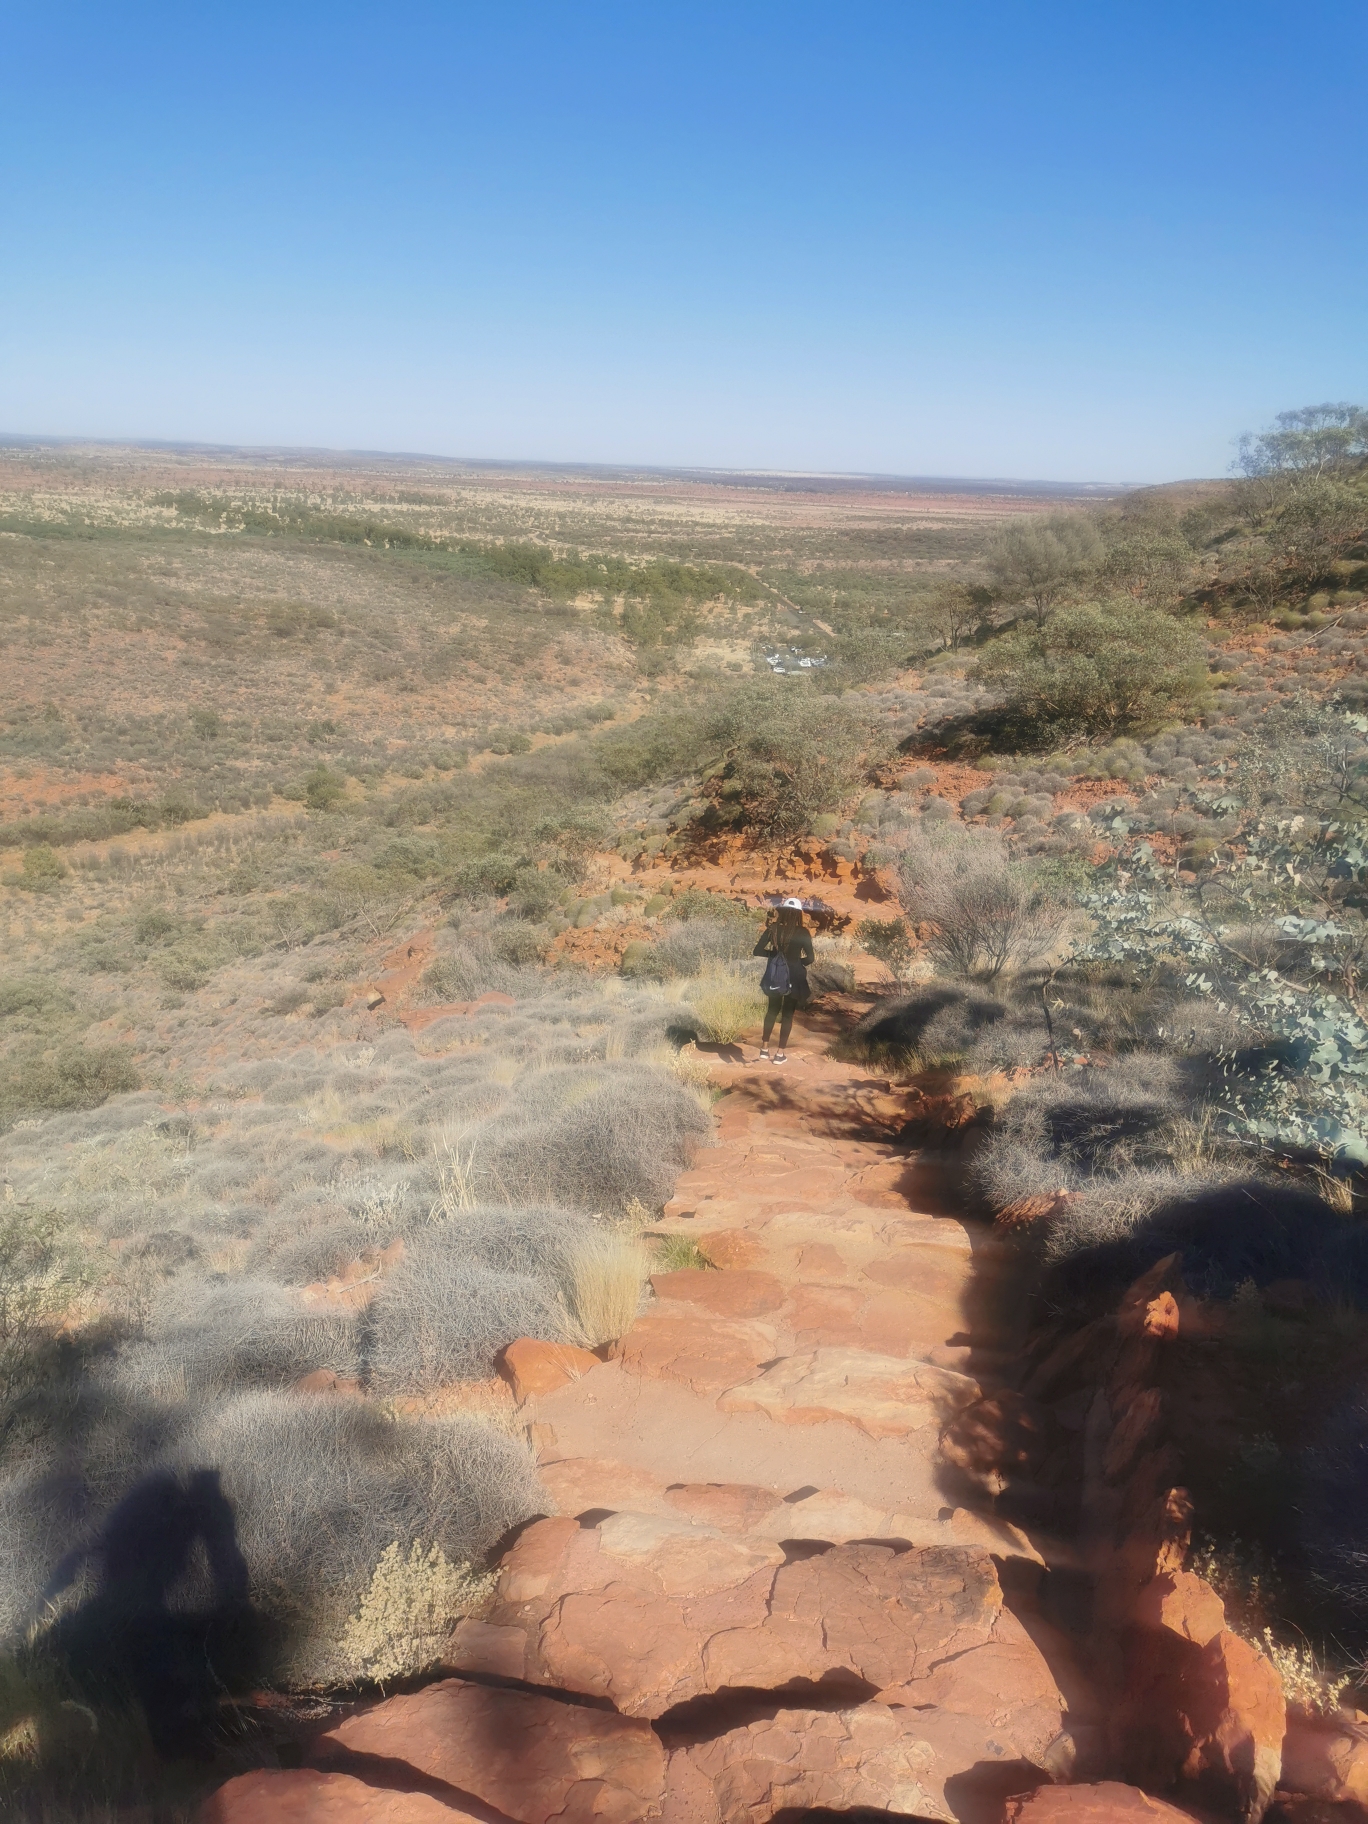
[1179,1628,1286,1822]
[996,1191,1074,1231]
[618,1306,776,1394]
[312,1676,666,1824]
[196,1765,466,1824]
[1103,1386,1165,1482]
[939,1391,1054,1496]
[718,1345,980,1436]
[664,1701,1059,1824]
[648,1267,785,1317]
[1003,1782,1199,1821]
[1133,1571,1227,1647]
[537,1455,667,1518]
[454,1514,1065,1740]
[199,1769,469,1823]
[690,1228,766,1269]
[1280,1711,1368,1805]
[663,1480,781,1530]
[1271,1794,1368,1823]
[499,1337,601,1401]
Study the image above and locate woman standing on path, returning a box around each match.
[754,898,814,1064]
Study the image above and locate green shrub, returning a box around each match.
[17,847,66,892]
[856,916,915,982]
[973,602,1211,741]
[303,764,346,811]
[0,1046,140,1124]
[703,688,889,843]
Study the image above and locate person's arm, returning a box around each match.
[799,931,815,963]
[753,918,777,957]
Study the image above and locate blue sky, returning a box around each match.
[2,2,1364,481]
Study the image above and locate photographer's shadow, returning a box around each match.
[44,1467,265,1760]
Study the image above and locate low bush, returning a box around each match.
[475,1062,711,1210]
[365,1253,562,1392]
[339,1541,495,1683]
[624,919,756,980]
[1041,1177,1353,1314]
[1299,1389,1368,1637]
[897,826,1061,981]
[162,1394,542,1683]
[17,846,67,891]
[855,916,915,984]
[563,1229,648,1347]
[853,985,1008,1068]
[116,1278,358,1398]
[0,1046,140,1127]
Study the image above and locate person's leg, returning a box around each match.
[774,996,796,1056]
[762,993,779,1046]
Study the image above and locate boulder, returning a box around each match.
[1133,1571,1227,1647]
[1280,1712,1368,1806]
[1179,1628,1286,1822]
[718,1345,980,1436]
[310,1676,666,1824]
[199,1769,472,1822]
[499,1337,601,1402]
[1003,1783,1199,1821]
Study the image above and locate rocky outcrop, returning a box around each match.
[201,1769,479,1822]
[448,1515,1067,1802]
[983,1253,1289,1823]
[1280,1712,1368,1806]
[312,1677,666,1824]
[1002,1783,1201,1821]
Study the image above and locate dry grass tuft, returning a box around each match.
[685,970,766,1044]
[563,1229,648,1348]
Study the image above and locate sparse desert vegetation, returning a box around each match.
[4,422,1368,1815]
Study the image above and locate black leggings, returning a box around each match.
[762,992,799,1048]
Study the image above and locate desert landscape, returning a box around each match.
[1,425,1367,1824]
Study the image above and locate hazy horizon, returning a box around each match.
[0,431,1144,492]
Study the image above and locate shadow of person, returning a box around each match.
[44,1467,263,1760]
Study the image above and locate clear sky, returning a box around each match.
[2,2,1364,482]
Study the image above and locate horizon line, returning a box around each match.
[0,430,1149,497]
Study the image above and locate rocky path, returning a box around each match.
[207,1012,1096,1824]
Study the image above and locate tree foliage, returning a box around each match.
[973,602,1211,741]
[985,513,1104,626]
[1235,404,1368,483]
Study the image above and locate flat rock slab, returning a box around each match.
[618,1306,776,1395]
[536,1456,1041,1562]
[200,1770,477,1824]
[452,1515,1063,1729]
[311,1677,666,1824]
[719,1345,981,1436]
[532,1365,975,1517]
[664,1701,1062,1824]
